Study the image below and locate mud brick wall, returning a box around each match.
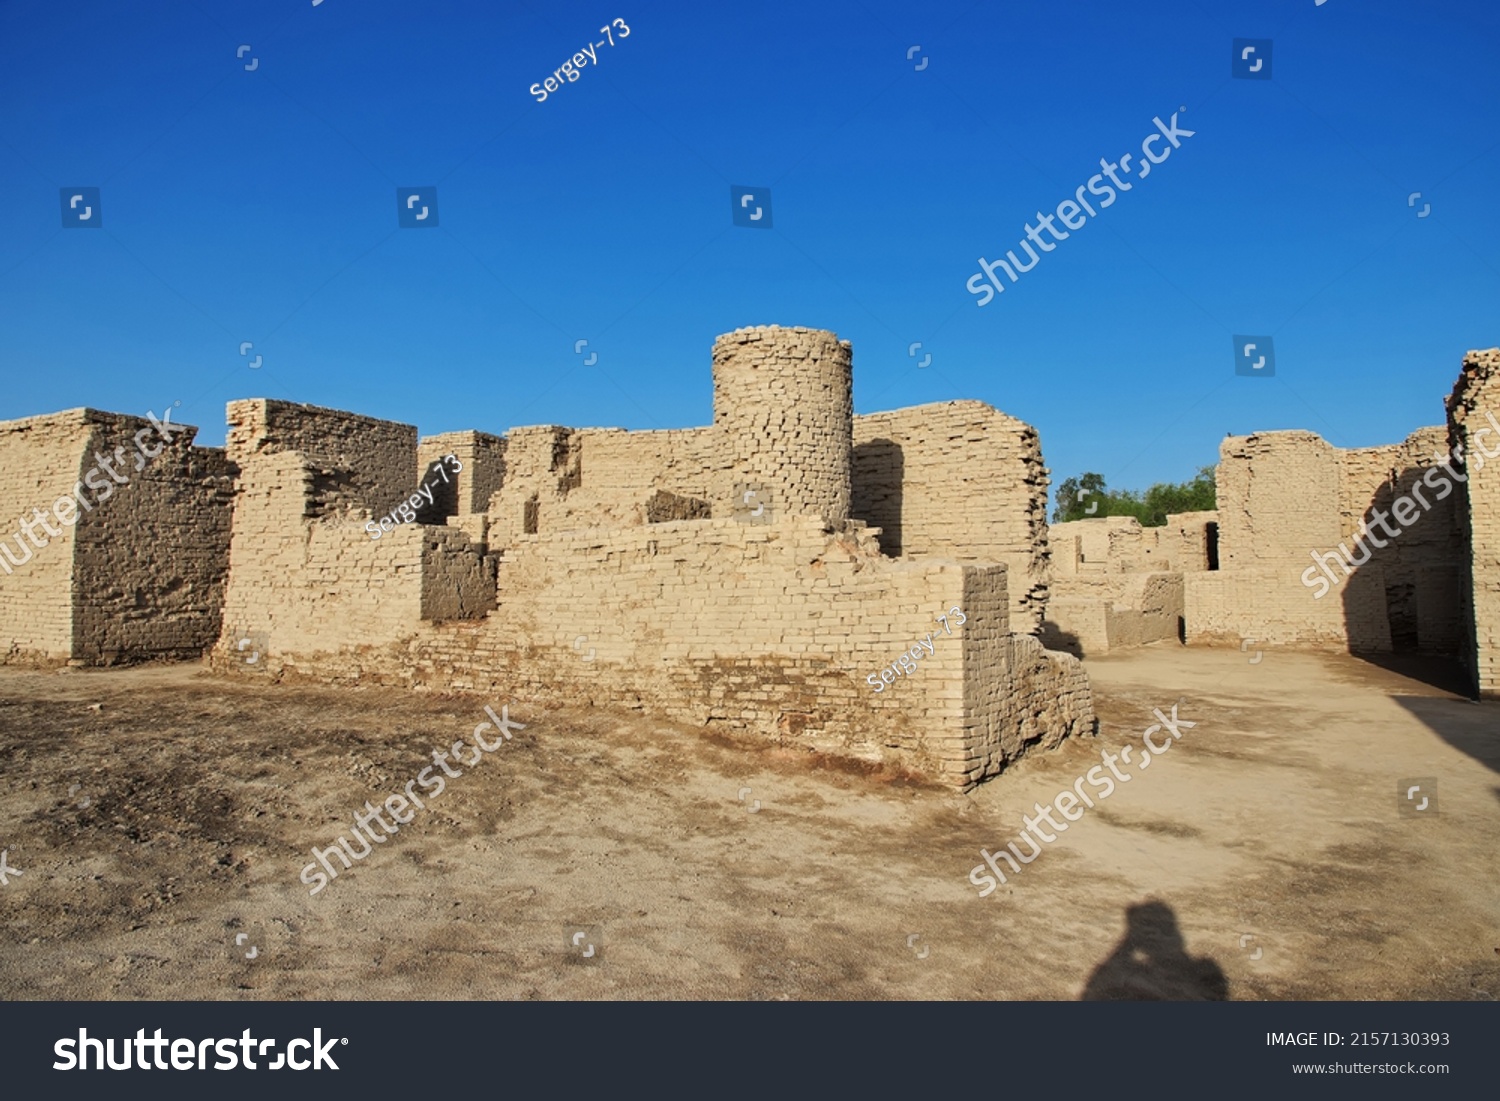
[0,410,98,661]
[1199,428,1464,651]
[1448,347,1500,697]
[217,438,495,663]
[0,408,234,664]
[1337,427,1464,653]
[960,564,1093,784]
[1158,511,1218,572]
[487,425,723,544]
[418,430,506,518]
[225,399,417,518]
[216,449,428,660]
[485,425,582,546]
[712,326,852,526]
[250,515,1092,789]
[1049,514,1217,579]
[420,527,496,622]
[70,414,235,663]
[1048,517,1145,575]
[853,400,1050,634]
[1042,573,1183,657]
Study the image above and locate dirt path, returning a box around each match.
[0,647,1495,1000]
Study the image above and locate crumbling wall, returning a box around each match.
[71,414,235,663]
[217,404,493,668]
[0,408,235,665]
[1043,572,1183,656]
[0,410,98,661]
[249,514,1092,789]
[1448,347,1500,697]
[418,430,506,520]
[1042,515,1197,654]
[216,449,428,661]
[421,527,497,622]
[1189,428,1462,652]
[1157,511,1218,572]
[486,426,721,543]
[961,565,1092,779]
[226,399,417,519]
[852,400,1050,633]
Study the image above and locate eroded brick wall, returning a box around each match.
[0,410,97,661]
[418,430,506,520]
[1448,347,1500,697]
[71,414,235,663]
[1191,427,1463,651]
[852,400,1049,633]
[236,514,1092,789]
[0,408,234,664]
[226,399,417,519]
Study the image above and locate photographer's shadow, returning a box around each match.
[1081,899,1228,1001]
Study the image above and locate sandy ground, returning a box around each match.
[0,645,1496,1001]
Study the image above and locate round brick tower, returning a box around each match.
[711,325,853,526]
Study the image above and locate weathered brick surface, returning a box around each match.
[202,326,1096,786]
[1448,347,1500,697]
[0,408,232,664]
[713,326,853,525]
[853,401,1051,633]
[229,516,1092,788]
[1043,516,1200,654]
[1192,426,1465,651]
[0,410,96,659]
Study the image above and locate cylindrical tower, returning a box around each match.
[712,326,853,526]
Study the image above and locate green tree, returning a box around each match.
[1052,467,1216,526]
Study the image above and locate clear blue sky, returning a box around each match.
[2,0,1496,506]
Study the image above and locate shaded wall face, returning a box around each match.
[852,401,1049,634]
[1203,429,1465,653]
[225,399,417,520]
[1338,429,1464,654]
[1448,347,1500,697]
[418,431,506,518]
[0,413,96,661]
[70,417,236,663]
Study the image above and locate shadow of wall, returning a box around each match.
[850,437,903,556]
[1338,461,1466,657]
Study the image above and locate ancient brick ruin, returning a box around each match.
[0,408,233,664]
[3,331,1495,783]
[1042,346,1499,699]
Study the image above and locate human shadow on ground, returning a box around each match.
[1081,899,1228,1001]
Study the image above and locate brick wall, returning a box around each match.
[0,408,234,664]
[226,399,417,519]
[0,410,97,661]
[1448,347,1500,697]
[71,413,235,663]
[230,513,1092,788]
[1193,427,1463,651]
[713,326,852,525]
[852,400,1050,633]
